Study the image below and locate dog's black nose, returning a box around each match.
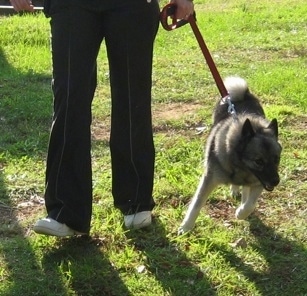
[271,175,280,187]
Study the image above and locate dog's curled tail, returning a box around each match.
[224,76,248,102]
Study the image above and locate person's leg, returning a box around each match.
[40,6,104,233]
[103,0,160,216]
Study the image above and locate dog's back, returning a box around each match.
[213,76,265,125]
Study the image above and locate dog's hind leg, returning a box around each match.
[178,173,217,234]
[235,185,263,219]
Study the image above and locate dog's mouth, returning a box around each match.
[260,178,279,191]
[264,184,274,192]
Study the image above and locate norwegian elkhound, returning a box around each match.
[179,76,282,234]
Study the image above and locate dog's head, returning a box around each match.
[239,118,282,191]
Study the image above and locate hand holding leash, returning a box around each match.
[160,1,194,31]
[170,0,194,20]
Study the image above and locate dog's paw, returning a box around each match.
[235,206,251,220]
[178,223,193,235]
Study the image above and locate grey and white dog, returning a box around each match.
[179,77,282,234]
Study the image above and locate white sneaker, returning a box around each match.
[33,218,86,237]
[124,211,152,229]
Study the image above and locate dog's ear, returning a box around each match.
[241,118,255,139]
[267,118,278,139]
[237,119,255,155]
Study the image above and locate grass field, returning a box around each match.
[0,1,306,295]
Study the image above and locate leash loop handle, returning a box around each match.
[160,3,190,31]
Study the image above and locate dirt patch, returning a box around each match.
[91,102,203,141]
[284,115,307,130]
[0,198,44,236]
[153,102,202,121]
[91,121,110,142]
[0,205,15,224]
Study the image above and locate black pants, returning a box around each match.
[44,0,160,233]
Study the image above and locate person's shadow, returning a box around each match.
[213,213,307,295]
[126,216,217,296]
[0,164,53,295]
[126,209,307,296]
[41,236,133,296]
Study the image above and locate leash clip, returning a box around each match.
[225,95,238,120]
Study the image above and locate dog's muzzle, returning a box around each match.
[262,176,280,191]
[253,171,280,192]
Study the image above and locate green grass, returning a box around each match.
[0,0,307,295]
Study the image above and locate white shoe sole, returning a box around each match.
[124,211,152,229]
[33,218,86,237]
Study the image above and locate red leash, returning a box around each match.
[160,4,229,99]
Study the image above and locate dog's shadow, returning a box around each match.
[217,214,307,294]
[41,236,132,296]
[125,216,217,296]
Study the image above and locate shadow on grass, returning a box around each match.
[126,217,217,296]
[1,169,131,295]
[218,214,307,295]
[41,236,133,296]
[0,168,47,295]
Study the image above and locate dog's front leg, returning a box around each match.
[231,185,241,198]
[178,173,217,234]
[235,185,263,219]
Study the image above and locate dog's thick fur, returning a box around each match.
[179,77,282,234]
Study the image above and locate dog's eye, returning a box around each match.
[254,159,264,166]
